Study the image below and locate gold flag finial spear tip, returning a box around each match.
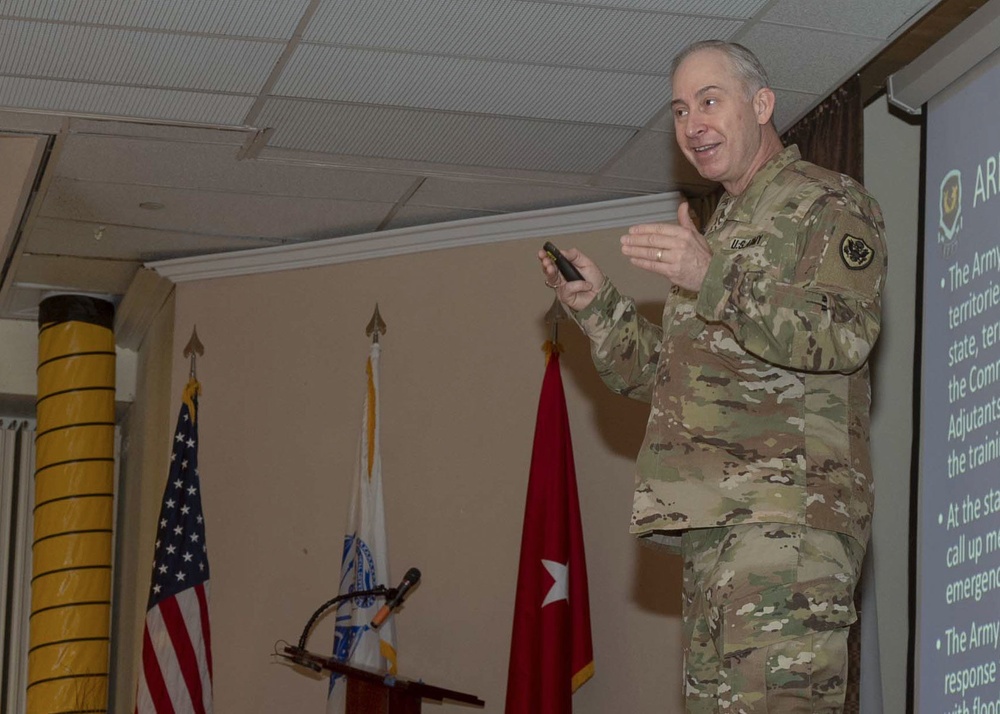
[366,304,387,344]
[544,297,566,355]
[183,326,205,378]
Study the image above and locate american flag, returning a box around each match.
[135,379,213,714]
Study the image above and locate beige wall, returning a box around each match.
[137,230,686,712]
[865,94,922,714]
[110,291,176,712]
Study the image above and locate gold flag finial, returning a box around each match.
[543,297,567,357]
[366,304,387,344]
[183,326,205,378]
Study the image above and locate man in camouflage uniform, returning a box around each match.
[539,40,886,713]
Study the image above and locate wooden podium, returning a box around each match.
[282,646,484,713]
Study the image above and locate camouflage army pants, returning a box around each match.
[680,523,865,713]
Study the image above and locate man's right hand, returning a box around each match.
[537,247,604,312]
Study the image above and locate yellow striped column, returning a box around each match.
[29,295,116,714]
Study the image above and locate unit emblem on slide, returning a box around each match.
[939,168,963,248]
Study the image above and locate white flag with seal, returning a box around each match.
[327,342,397,713]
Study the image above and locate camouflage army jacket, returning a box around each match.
[573,146,887,551]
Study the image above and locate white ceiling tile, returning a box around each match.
[256,145,601,185]
[381,204,499,230]
[771,89,823,133]
[526,0,768,17]
[257,99,637,174]
[24,217,282,261]
[740,23,883,95]
[0,77,254,124]
[0,21,282,92]
[0,108,64,132]
[0,0,312,38]
[16,253,139,293]
[647,107,675,133]
[600,128,708,188]
[3,284,47,320]
[39,178,395,240]
[304,0,740,73]
[275,45,668,126]
[758,0,931,39]
[0,0,947,320]
[67,118,253,144]
[410,177,638,213]
[54,134,420,202]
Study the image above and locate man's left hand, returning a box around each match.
[621,201,712,292]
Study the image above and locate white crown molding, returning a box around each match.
[147,192,683,283]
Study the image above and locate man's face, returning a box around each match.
[671,49,769,193]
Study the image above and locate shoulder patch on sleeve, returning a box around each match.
[840,234,874,270]
[814,208,885,300]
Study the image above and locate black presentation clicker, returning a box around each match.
[543,241,584,282]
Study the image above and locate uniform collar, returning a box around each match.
[721,144,801,224]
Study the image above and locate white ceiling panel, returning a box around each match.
[600,128,705,186]
[529,0,769,16]
[275,46,668,126]
[66,117,253,143]
[0,77,255,125]
[4,285,46,319]
[305,0,740,74]
[16,253,139,293]
[769,89,824,132]
[0,0,957,321]
[24,217,282,261]
[381,204,499,231]
[759,0,931,38]
[256,144,600,186]
[54,134,419,202]
[258,99,637,173]
[40,178,395,240]
[410,177,636,213]
[0,21,282,92]
[742,23,885,94]
[0,0,312,38]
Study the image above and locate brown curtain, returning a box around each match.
[781,74,864,184]
[782,73,866,714]
[687,187,724,233]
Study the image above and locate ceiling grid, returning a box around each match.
[0,0,951,320]
[0,0,312,37]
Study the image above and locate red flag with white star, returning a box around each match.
[505,348,594,714]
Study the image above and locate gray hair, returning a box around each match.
[671,40,771,99]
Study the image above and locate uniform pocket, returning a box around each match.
[720,575,857,660]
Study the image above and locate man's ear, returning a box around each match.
[753,88,775,126]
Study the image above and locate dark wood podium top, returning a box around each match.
[281,646,485,709]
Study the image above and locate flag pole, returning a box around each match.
[184,325,205,378]
[366,304,387,344]
[544,297,566,355]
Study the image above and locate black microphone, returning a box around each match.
[370,567,421,629]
